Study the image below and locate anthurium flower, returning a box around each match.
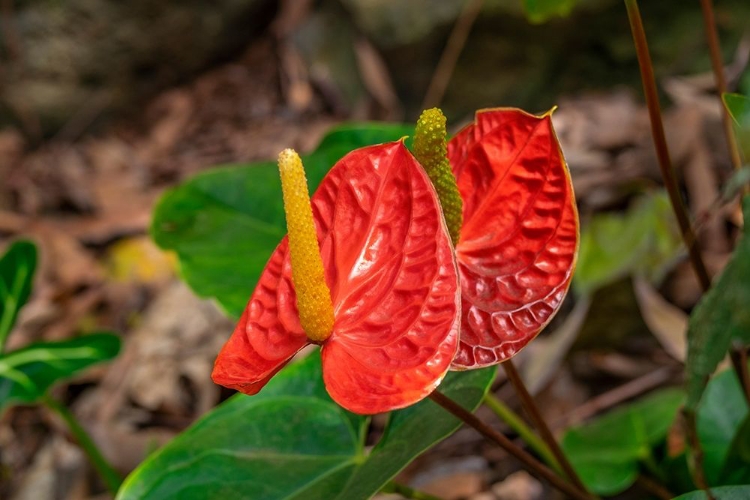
[445,109,579,369]
[212,141,460,415]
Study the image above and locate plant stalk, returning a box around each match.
[625,0,712,292]
[42,395,122,495]
[699,0,744,175]
[501,361,590,494]
[482,392,560,473]
[381,481,445,500]
[429,391,596,500]
[682,408,713,499]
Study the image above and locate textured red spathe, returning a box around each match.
[212,141,460,415]
[447,109,579,369]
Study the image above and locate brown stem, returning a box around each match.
[421,0,484,109]
[502,361,590,494]
[625,0,712,292]
[428,391,595,500]
[729,345,750,406]
[681,409,714,499]
[699,0,744,175]
[635,474,675,500]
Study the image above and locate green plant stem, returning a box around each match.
[501,361,590,494]
[482,392,560,473]
[625,0,712,293]
[381,481,445,500]
[729,345,750,406]
[429,391,596,500]
[699,0,744,176]
[42,394,122,495]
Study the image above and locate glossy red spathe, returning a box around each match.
[212,141,460,415]
[448,109,579,369]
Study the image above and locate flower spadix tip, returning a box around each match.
[413,108,463,246]
[277,148,335,343]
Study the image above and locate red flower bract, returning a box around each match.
[447,109,579,369]
[212,141,460,415]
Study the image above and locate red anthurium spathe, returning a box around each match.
[212,141,460,415]
[447,109,579,369]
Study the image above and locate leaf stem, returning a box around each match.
[624,0,712,292]
[681,408,713,499]
[482,392,560,473]
[381,481,445,500]
[501,361,590,494]
[729,345,750,406]
[429,391,596,500]
[42,394,122,495]
[699,0,744,175]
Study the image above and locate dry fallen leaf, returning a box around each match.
[633,276,688,362]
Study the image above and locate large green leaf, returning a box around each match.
[574,191,682,295]
[522,0,578,23]
[672,485,750,500]
[0,240,37,352]
[0,333,121,411]
[336,367,496,498]
[697,366,750,485]
[151,123,414,317]
[723,93,750,161]
[685,196,750,411]
[561,388,684,495]
[117,353,495,500]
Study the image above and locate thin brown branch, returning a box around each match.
[625,0,712,292]
[421,0,484,110]
[699,0,744,175]
[429,391,596,500]
[682,409,714,499]
[552,366,677,430]
[502,360,590,494]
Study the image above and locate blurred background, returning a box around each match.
[0,0,748,499]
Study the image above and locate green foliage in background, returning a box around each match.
[562,364,750,496]
[521,0,578,23]
[723,92,750,161]
[673,485,750,500]
[685,196,750,411]
[574,191,682,295]
[0,241,37,352]
[0,333,121,411]
[561,388,683,495]
[0,240,121,412]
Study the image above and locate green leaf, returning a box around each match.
[117,354,495,500]
[574,191,682,295]
[522,0,578,23]
[697,366,750,485]
[0,240,37,352]
[720,416,750,484]
[685,196,750,411]
[336,367,496,498]
[723,93,750,161]
[0,333,121,411]
[561,388,684,495]
[672,485,750,500]
[151,123,414,318]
